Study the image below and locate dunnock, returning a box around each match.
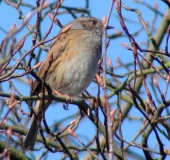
[24,16,112,150]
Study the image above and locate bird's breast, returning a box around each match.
[47,30,102,96]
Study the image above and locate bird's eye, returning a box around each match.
[80,20,97,30]
[90,20,97,25]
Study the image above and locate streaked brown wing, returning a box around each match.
[31,31,69,95]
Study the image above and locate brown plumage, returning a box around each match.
[24,17,105,150]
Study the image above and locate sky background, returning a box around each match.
[0,0,169,159]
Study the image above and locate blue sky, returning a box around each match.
[0,0,169,159]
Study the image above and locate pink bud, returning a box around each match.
[29,78,33,89]
[16,37,26,51]
[102,16,107,28]
[33,61,42,69]
[41,2,49,9]
[107,57,113,70]
[48,13,54,21]
[118,108,122,120]
[61,24,72,33]
[166,74,170,84]
[7,127,12,139]
[153,77,160,89]
[95,74,104,87]
[145,85,152,101]
[110,108,116,125]
[154,3,158,10]
[9,22,16,32]
[68,128,76,137]
[9,93,16,109]
[69,119,76,125]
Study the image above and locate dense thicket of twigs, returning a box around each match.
[0,0,170,160]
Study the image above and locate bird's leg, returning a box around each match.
[52,88,73,109]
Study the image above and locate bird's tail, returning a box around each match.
[24,115,38,150]
[24,99,51,150]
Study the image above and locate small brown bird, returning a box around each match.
[24,16,112,150]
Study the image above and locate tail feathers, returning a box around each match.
[24,116,38,150]
[24,99,51,150]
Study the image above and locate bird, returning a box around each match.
[24,16,113,150]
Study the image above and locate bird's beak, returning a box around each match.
[106,26,114,30]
